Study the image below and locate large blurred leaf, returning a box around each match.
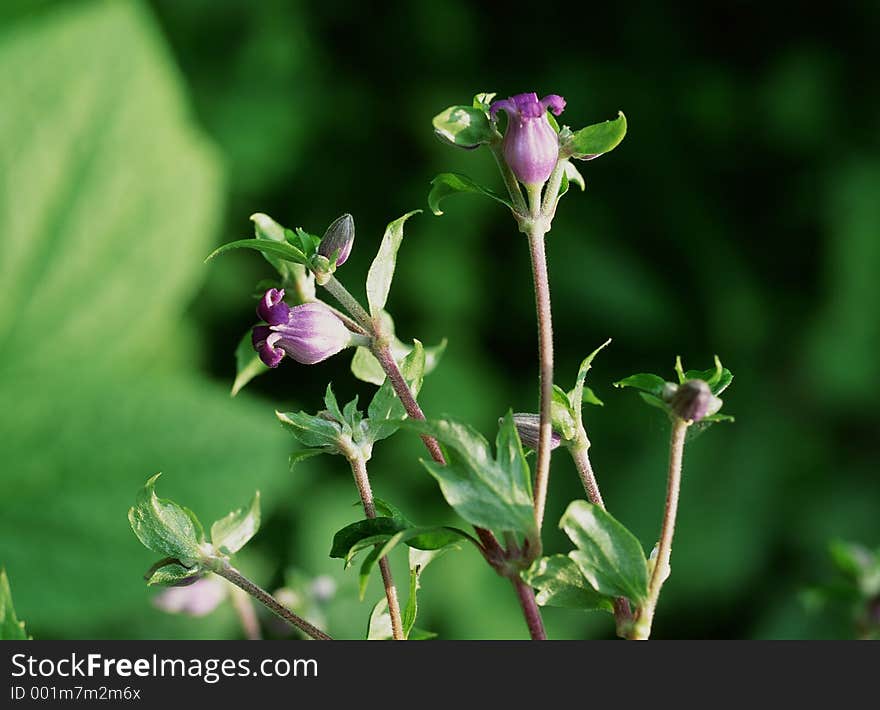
[0,1,292,639]
[0,0,222,371]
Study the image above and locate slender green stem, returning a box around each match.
[630,418,689,640]
[214,564,332,640]
[228,584,262,640]
[525,183,555,531]
[541,160,567,217]
[491,145,527,214]
[346,450,405,640]
[322,276,374,332]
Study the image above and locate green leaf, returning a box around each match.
[683,355,734,395]
[551,385,577,440]
[351,310,445,386]
[288,448,326,469]
[560,500,649,605]
[613,373,669,399]
[210,491,260,555]
[250,214,315,292]
[566,111,627,160]
[329,518,404,559]
[432,105,495,149]
[403,547,450,639]
[366,340,426,443]
[128,474,206,566]
[473,92,496,110]
[414,412,537,538]
[427,172,513,216]
[564,161,586,191]
[366,597,393,640]
[428,173,513,216]
[365,211,420,317]
[231,330,268,397]
[205,238,308,266]
[582,387,604,407]
[523,555,614,612]
[1,568,29,640]
[144,561,202,587]
[276,409,344,451]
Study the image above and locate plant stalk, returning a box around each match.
[214,564,332,640]
[525,183,555,531]
[347,451,405,640]
[630,418,689,640]
[320,275,547,640]
[511,575,547,640]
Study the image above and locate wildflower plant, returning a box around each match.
[128,90,735,640]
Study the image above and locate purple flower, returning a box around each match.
[152,577,227,617]
[252,289,355,367]
[318,214,355,267]
[490,93,566,185]
[512,413,563,451]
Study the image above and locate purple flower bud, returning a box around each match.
[490,93,566,185]
[667,379,714,423]
[318,214,355,267]
[253,291,356,367]
[512,413,563,451]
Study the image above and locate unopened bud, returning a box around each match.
[665,379,716,423]
[318,213,355,267]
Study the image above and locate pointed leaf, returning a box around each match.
[144,562,203,587]
[428,172,513,216]
[413,413,536,538]
[523,555,614,611]
[367,340,426,443]
[205,238,307,266]
[1,569,29,640]
[566,111,627,160]
[432,105,495,149]
[560,500,649,605]
[210,492,260,555]
[613,373,669,399]
[276,410,343,450]
[128,474,205,566]
[231,330,268,397]
[366,211,420,317]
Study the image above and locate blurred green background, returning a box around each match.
[1,0,878,640]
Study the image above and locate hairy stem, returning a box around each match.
[371,341,546,639]
[630,418,689,640]
[228,584,262,640]
[371,343,446,465]
[525,187,555,530]
[569,438,605,510]
[347,451,405,640]
[322,276,374,332]
[319,275,547,639]
[511,575,547,640]
[214,565,332,640]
